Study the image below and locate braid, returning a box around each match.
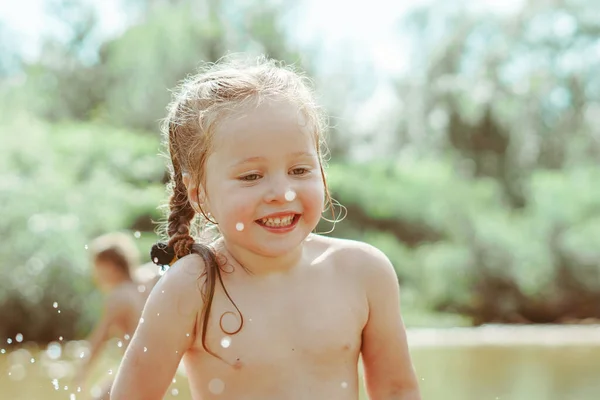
[167,152,196,259]
[151,120,243,364]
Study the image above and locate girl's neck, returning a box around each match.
[217,239,305,277]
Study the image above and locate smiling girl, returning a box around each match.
[111,55,421,400]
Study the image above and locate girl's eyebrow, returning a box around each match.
[230,151,317,168]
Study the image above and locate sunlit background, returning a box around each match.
[1,0,600,399]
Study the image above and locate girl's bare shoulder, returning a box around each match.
[308,234,395,278]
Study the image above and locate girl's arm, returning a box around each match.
[358,245,421,400]
[111,255,205,400]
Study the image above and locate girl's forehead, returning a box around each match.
[211,100,315,155]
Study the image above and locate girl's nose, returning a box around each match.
[263,176,294,203]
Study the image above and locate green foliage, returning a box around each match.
[327,158,600,323]
[0,115,165,342]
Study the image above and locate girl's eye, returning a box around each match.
[240,174,261,181]
[291,168,309,176]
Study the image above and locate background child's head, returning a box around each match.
[160,55,334,259]
[89,232,140,291]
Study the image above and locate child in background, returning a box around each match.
[74,232,154,400]
[112,55,421,400]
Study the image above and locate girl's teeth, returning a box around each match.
[261,215,294,227]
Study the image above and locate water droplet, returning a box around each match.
[186,333,190,337]
[171,388,179,396]
[117,341,123,348]
[157,313,160,316]
[77,386,81,392]
[15,333,23,343]
[220,336,231,348]
[208,378,225,394]
[64,385,69,390]
[70,394,76,400]
[124,334,130,340]
[161,290,165,294]
[249,318,252,322]
[1,349,5,354]
[284,190,296,202]
[153,257,159,264]
[143,347,148,352]
[52,302,58,309]
[139,317,144,324]
[30,358,35,363]
[8,364,26,381]
[134,231,141,239]
[58,310,61,314]
[84,245,88,250]
[137,285,146,293]
[108,369,112,375]
[90,386,102,398]
[235,222,244,231]
[341,381,348,389]
[172,378,177,383]
[79,352,85,359]
[52,379,59,389]
[59,336,63,341]
[46,342,62,359]
[7,338,12,344]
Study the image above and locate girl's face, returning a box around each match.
[199,99,325,258]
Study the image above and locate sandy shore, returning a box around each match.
[406,324,600,347]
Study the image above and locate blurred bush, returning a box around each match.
[324,159,600,325]
[0,115,164,344]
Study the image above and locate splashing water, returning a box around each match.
[220,336,231,348]
[235,222,244,231]
[208,378,225,395]
[90,386,102,398]
[46,342,62,359]
[284,190,296,202]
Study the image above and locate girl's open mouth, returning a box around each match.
[255,213,301,232]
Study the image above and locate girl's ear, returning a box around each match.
[182,173,208,214]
